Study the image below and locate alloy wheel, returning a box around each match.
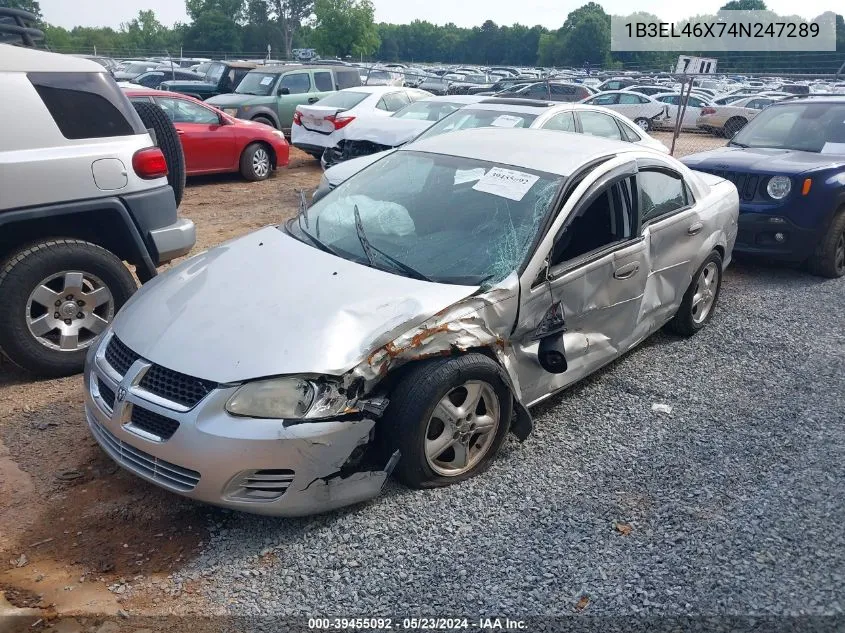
[25,271,114,352]
[691,262,720,324]
[424,380,500,477]
[252,148,270,178]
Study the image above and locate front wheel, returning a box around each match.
[381,354,512,489]
[0,240,138,376]
[807,207,845,278]
[665,251,723,337]
[240,143,272,181]
[634,117,651,132]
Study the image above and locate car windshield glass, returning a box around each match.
[369,71,391,80]
[731,103,845,153]
[392,100,463,121]
[415,108,538,142]
[125,62,155,74]
[314,91,369,109]
[235,72,279,96]
[285,151,562,285]
[206,63,225,85]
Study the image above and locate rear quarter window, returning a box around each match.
[336,69,362,89]
[28,72,145,139]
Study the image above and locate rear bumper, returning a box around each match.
[149,218,196,263]
[290,125,334,155]
[734,212,820,261]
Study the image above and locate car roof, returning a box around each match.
[420,95,486,104]
[0,44,104,73]
[123,87,206,101]
[257,63,354,73]
[339,86,410,95]
[405,127,632,177]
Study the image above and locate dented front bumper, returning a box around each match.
[84,350,395,516]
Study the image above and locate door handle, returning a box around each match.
[176,129,185,135]
[687,222,704,236]
[308,97,319,104]
[613,262,639,280]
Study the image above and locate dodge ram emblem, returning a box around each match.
[116,387,127,402]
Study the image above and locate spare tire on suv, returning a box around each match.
[132,101,186,207]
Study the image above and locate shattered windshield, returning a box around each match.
[731,103,845,153]
[286,151,562,286]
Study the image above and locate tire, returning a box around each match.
[665,250,723,337]
[240,142,273,181]
[634,117,651,132]
[722,117,747,138]
[252,116,277,129]
[807,207,845,278]
[380,353,513,489]
[132,101,186,207]
[0,240,138,377]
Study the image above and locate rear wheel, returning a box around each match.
[666,251,723,337]
[252,115,277,129]
[807,207,845,278]
[0,240,137,376]
[132,101,186,207]
[723,117,747,138]
[239,143,272,181]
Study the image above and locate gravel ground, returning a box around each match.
[175,259,844,618]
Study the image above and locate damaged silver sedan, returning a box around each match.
[83,128,738,516]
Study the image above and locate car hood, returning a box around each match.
[207,93,269,107]
[161,79,213,88]
[111,226,477,383]
[342,116,431,146]
[325,151,393,187]
[681,146,845,175]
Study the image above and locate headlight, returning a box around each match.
[225,376,350,420]
[223,108,238,117]
[766,176,791,199]
[272,130,286,140]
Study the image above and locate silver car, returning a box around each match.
[83,128,738,516]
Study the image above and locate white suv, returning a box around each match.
[0,32,195,376]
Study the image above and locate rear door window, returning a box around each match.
[29,72,144,139]
[336,70,361,89]
[155,97,220,124]
[578,111,623,140]
[378,92,411,112]
[314,71,334,92]
[279,72,312,95]
[541,111,576,132]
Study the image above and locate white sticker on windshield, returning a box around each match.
[821,142,845,154]
[454,168,486,185]
[490,115,522,128]
[472,167,539,201]
[260,76,274,86]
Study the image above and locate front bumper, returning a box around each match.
[149,218,196,263]
[734,212,820,261]
[83,333,394,516]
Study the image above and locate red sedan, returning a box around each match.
[124,88,289,181]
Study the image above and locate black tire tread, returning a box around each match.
[380,353,512,489]
[665,250,723,337]
[0,239,137,377]
[132,101,186,207]
[807,207,845,278]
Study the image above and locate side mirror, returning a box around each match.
[278,86,290,96]
[538,335,568,374]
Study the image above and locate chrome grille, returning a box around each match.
[227,469,295,501]
[98,379,115,410]
[130,407,180,440]
[89,419,200,491]
[140,365,216,408]
[104,336,217,408]
[104,336,139,375]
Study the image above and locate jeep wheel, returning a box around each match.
[132,101,186,207]
[0,240,137,377]
[808,207,845,278]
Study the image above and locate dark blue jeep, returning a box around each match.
[681,96,845,277]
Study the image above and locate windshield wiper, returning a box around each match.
[352,204,432,282]
[729,141,748,147]
[291,191,340,257]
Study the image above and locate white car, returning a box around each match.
[291,86,432,158]
[580,91,669,131]
[651,92,714,130]
[314,99,669,198]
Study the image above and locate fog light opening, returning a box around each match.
[774,232,786,243]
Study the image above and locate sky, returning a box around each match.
[39,0,835,30]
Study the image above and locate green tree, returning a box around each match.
[312,0,378,59]
[268,0,314,59]
[185,0,245,22]
[184,9,242,53]
[121,10,167,52]
[720,0,767,10]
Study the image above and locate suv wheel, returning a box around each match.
[0,240,137,377]
[808,207,845,278]
[132,101,186,207]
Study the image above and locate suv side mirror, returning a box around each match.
[278,86,290,96]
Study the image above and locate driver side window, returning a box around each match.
[550,178,636,267]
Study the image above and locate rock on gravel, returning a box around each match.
[184,261,845,618]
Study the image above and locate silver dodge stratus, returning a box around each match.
[84,128,738,516]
